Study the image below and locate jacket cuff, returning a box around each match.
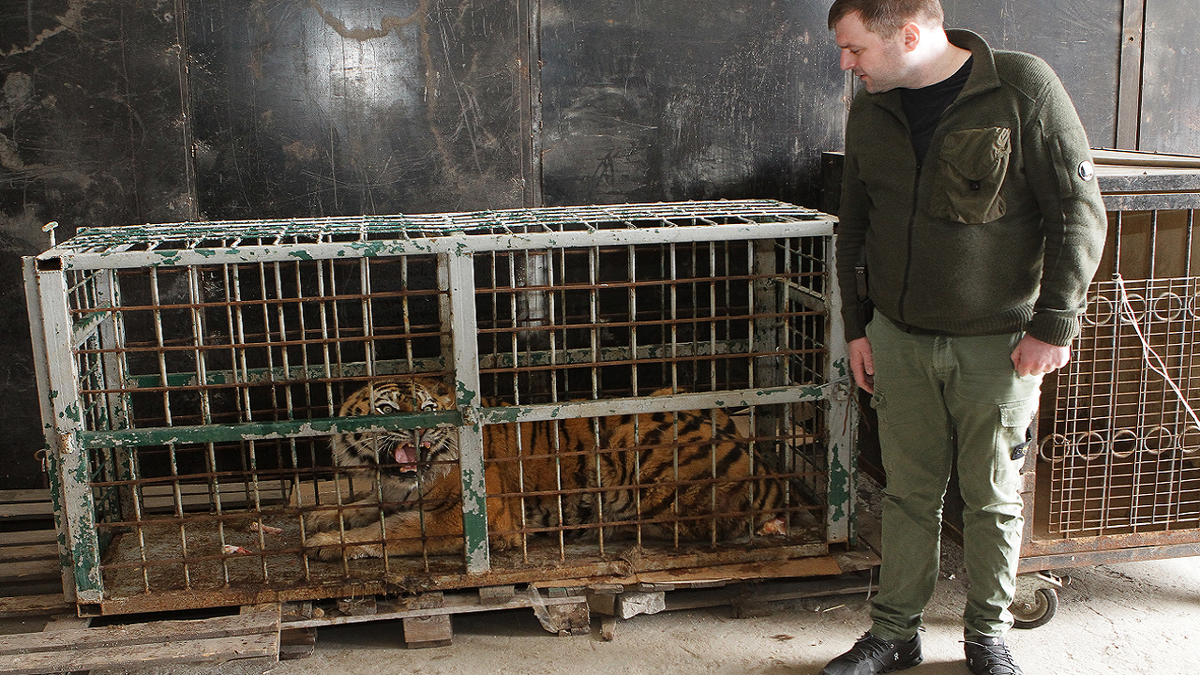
[1027,312,1079,347]
[841,308,867,343]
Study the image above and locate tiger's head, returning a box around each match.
[332,378,459,484]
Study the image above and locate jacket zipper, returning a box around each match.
[897,161,920,324]
[893,83,976,326]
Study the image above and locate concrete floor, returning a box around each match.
[83,545,1199,675]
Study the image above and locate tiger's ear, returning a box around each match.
[435,378,456,407]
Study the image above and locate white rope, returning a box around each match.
[1113,274,1200,429]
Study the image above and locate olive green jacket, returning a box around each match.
[836,30,1106,347]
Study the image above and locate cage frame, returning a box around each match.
[25,199,855,615]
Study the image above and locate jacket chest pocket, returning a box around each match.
[929,126,1011,224]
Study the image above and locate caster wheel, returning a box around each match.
[1011,587,1057,629]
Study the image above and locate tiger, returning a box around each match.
[303,377,791,561]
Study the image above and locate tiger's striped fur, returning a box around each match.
[304,378,788,560]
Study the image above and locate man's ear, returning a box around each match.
[901,22,921,51]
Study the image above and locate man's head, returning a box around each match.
[829,0,946,93]
[827,0,944,37]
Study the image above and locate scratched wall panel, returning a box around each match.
[539,0,846,208]
[943,0,1122,148]
[1140,0,1200,155]
[1,0,192,488]
[188,0,527,219]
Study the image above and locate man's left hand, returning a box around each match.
[1011,334,1071,377]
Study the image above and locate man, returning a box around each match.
[822,1,1106,674]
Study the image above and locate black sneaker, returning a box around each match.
[964,636,1025,675]
[819,631,923,675]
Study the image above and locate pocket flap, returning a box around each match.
[940,127,1012,180]
[999,400,1035,428]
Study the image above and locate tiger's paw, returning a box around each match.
[305,531,383,561]
[304,531,343,561]
[304,510,340,535]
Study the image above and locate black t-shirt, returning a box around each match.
[901,56,974,167]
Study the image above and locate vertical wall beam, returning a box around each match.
[1116,0,1147,149]
[520,0,544,207]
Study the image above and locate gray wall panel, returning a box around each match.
[1141,1,1200,154]
[945,0,1122,149]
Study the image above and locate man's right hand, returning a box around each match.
[849,336,875,394]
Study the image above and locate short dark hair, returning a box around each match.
[827,0,944,35]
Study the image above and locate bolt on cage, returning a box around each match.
[24,199,853,616]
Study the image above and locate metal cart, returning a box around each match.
[1013,150,1200,627]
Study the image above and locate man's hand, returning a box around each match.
[1011,334,1071,377]
[849,336,875,394]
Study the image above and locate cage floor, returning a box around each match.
[97,510,828,603]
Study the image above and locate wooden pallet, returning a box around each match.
[0,604,282,675]
[0,489,881,669]
[0,489,70,618]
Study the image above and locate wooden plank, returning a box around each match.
[1115,0,1145,149]
[0,490,51,504]
[0,633,279,675]
[0,531,57,547]
[278,627,316,661]
[0,544,58,563]
[43,614,91,631]
[0,560,59,584]
[0,594,71,618]
[402,614,452,648]
[0,609,279,655]
[0,503,54,519]
[139,483,288,512]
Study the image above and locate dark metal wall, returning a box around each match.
[1140,1,1200,154]
[540,1,844,207]
[0,0,1189,488]
[945,0,1122,148]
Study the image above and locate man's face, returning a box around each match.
[834,12,909,93]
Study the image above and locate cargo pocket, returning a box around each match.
[994,400,1036,487]
[930,127,1011,224]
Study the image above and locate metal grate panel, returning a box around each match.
[1042,277,1200,536]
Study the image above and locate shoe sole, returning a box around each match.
[819,655,923,675]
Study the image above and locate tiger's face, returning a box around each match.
[332,379,459,483]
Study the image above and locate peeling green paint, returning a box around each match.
[288,250,314,261]
[833,356,851,379]
[60,401,81,423]
[153,251,183,266]
[455,382,477,409]
[458,468,491,573]
[827,441,850,524]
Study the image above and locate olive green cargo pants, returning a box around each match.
[865,316,1041,641]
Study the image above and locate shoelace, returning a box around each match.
[965,641,1022,675]
[844,632,900,663]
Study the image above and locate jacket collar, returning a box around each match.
[946,29,1000,99]
[861,28,1000,116]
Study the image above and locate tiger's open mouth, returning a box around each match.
[393,441,435,473]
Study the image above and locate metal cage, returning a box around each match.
[24,200,854,616]
[1023,152,1200,571]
